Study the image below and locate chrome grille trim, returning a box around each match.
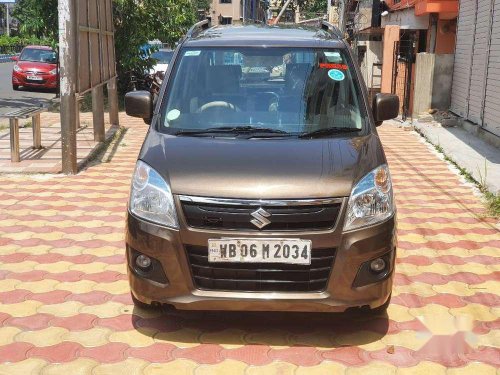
[178,195,344,207]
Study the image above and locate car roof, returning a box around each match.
[23,45,54,50]
[184,24,345,48]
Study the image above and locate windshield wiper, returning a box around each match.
[174,126,290,137]
[298,127,361,139]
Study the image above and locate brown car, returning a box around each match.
[124,21,399,314]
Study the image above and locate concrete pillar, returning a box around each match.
[380,25,400,94]
[58,0,78,174]
[412,53,435,117]
[428,13,438,54]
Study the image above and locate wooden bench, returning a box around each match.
[0,107,48,162]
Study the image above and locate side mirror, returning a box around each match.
[372,93,399,126]
[125,91,153,122]
[11,56,19,62]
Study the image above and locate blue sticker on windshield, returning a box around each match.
[328,69,345,81]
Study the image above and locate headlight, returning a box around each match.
[49,68,58,75]
[129,160,179,228]
[13,65,23,73]
[344,164,394,231]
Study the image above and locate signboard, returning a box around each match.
[77,0,116,94]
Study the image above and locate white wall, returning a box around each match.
[359,40,383,89]
[382,8,429,30]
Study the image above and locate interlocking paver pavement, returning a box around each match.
[0,116,498,374]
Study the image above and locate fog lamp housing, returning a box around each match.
[353,250,394,288]
[370,258,386,273]
[136,254,152,269]
[127,247,169,285]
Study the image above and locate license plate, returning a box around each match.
[27,76,43,81]
[208,238,312,265]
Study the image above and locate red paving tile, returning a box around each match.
[79,343,130,363]
[28,342,82,363]
[0,342,35,363]
[127,343,176,362]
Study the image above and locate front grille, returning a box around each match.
[180,197,342,231]
[186,245,336,292]
[25,78,46,84]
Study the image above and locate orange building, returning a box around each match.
[376,0,458,118]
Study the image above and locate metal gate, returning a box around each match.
[391,40,415,121]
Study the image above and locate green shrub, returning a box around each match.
[0,35,51,53]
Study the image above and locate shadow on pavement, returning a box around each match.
[0,96,55,112]
[130,307,389,348]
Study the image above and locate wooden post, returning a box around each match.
[92,86,106,142]
[76,99,81,129]
[58,0,78,174]
[9,118,20,162]
[108,77,120,127]
[32,113,42,149]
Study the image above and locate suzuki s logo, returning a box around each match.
[250,208,271,229]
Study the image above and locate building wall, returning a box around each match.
[431,54,454,109]
[386,0,417,10]
[434,18,457,54]
[359,40,383,89]
[210,0,242,25]
[381,7,429,29]
[381,25,400,93]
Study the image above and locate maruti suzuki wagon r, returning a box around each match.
[124,21,400,314]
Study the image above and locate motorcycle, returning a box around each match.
[128,70,165,103]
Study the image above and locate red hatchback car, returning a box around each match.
[12,46,58,91]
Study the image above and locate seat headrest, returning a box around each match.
[206,65,242,93]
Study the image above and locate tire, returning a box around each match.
[12,84,19,91]
[131,292,156,310]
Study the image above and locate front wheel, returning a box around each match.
[12,84,19,91]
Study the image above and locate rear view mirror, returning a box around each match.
[11,56,18,62]
[373,93,399,126]
[125,91,153,123]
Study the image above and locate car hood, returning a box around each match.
[16,61,56,73]
[140,131,386,199]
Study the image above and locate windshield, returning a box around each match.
[161,47,367,135]
[20,48,57,64]
[152,50,174,64]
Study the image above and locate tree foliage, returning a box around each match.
[197,0,211,15]
[12,0,58,45]
[301,0,327,18]
[275,0,327,20]
[113,0,196,92]
[141,0,197,46]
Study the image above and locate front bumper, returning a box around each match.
[12,71,58,89]
[126,205,396,313]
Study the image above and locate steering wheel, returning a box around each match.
[197,101,241,113]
